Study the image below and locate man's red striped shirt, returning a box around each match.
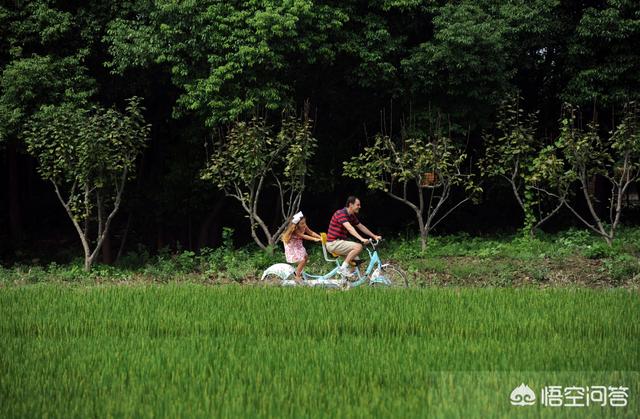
[326,208,359,241]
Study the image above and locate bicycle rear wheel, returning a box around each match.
[260,263,295,286]
[260,273,285,286]
[376,264,408,288]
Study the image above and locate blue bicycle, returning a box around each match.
[260,234,408,288]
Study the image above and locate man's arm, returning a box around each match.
[356,223,382,241]
[343,222,369,243]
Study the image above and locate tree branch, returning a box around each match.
[83,183,90,240]
[273,173,287,221]
[51,180,90,261]
[97,190,104,241]
[430,196,471,231]
[563,199,609,238]
[252,174,272,243]
[90,166,129,264]
[533,200,564,231]
[385,186,419,213]
[580,175,607,237]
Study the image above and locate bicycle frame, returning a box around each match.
[294,241,388,287]
[261,236,391,288]
[345,244,388,287]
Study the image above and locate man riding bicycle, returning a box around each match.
[326,196,382,278]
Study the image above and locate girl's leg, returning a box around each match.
[295,256,308,281]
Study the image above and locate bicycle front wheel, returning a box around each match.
[376,264,408,288]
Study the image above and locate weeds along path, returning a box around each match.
[1,285,638,417]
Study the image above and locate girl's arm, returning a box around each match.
[300,233,321,242]
[305,226,322,239]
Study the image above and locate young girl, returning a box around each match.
[282,211,321,283]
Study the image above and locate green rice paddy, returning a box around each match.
[1,285,638,418]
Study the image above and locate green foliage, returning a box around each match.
[582,242,616,259]
[22,97,150,270]
[0,0,108,142]
[564,0,640,105]
[202,114,315,191]
[201,113,316,249]
[202,117,273,189]
[0,54,95,140]
[5,1,74,49]
[480,94,548,232]
[3,0,640,259]
[531,103,640,244]
[344,129,480,249]
[24,98,149,214]
[344,133,472,193]
[480,94,538,180]
[602,254,640,282]
[610,101,640,172]
[105,1,347,125]
[402,2,511,121]
[559,108,610,182]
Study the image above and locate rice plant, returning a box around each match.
[1,286,638,418]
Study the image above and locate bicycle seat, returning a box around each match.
[320,233,339,264]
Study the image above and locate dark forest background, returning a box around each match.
[1,0,639,265]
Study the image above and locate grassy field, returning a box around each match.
[1,285,638,418]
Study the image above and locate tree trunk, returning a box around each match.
[115,213,132,263]
[101,231,112,264]
[417,210,427,251]
[84,253,98,272]
[421,222,431,252]
[267,237,277,255]
[156,216,164,251]
[197,198,225,250]
[7,139,23,244]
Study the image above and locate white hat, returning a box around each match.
[292,211,304,224]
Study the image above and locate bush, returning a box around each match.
[117,244,152,268]
[582,243,616,259]
[555,228,594,248]
[602,255,640,282]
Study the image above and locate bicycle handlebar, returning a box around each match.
[366,238,381,248]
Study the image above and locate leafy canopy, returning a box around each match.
[23,97,149,218]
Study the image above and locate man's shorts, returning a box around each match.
[326,239,360,259]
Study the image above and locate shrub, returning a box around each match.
[603,255,640,282]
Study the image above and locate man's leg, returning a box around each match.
[344,243,362,265]
[327,240,361,262]
[327,240,363,278]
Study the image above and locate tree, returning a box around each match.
[563,0,640,106]
[532,103,640,246]
[0,0,98,245]
[480,94,564,235]
[23,98,149,271]
[105,1,348,126]
[201,111,316,251]
[401,2,512,126]
[344,127,480,250]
